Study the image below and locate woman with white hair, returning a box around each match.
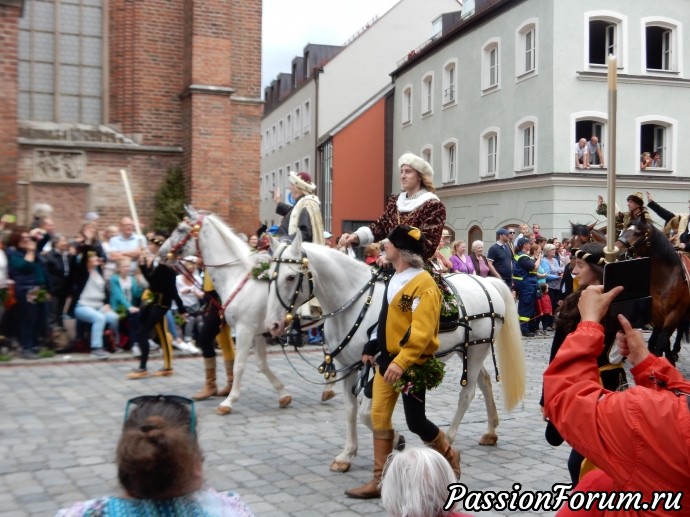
[338,153,446,262]
[469,240,501,279]
[381,447,470,517]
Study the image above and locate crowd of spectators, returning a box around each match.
[0,205,205,360]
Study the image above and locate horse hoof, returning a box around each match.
[279,395,292,408]
[330,460,351,473]
[321,390,336,402]
[479,433,498,446]
[216,405,232,415]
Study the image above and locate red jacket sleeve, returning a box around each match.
[543,321,690,494]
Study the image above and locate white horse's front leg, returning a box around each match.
[476,366,499,445]
[217,326,253,415]
[331,373,359,472]
[253,335,291,408]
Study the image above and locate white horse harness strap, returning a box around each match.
[435,274,503,386]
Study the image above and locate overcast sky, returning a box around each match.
[262,0,401,90]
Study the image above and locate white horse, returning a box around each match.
[159,207,292,414]
[266,235,526,472]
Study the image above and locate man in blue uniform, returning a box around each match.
[512,237,540,337]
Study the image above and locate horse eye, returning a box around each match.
[287,275,296,282]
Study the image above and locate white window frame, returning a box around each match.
[641,17,682,76]
[515,116,537,172]
[584,11,628,72]
[570,111,608,172]
[515,19,538,81]
[480,127,500,177]
[303,156,310,174]
[293,161,299,173]
[285,114,292,144]
[271,125,276,152]
[294,107,301,139]
[441,138,458,184]
[481,38,501,94]
[636,115,676,173]
[303,100,311,133]
[401,84,413,126]
[421,72,434,117]
[278,119,284,149]
[421,144,433,170]
[442,58,457,108]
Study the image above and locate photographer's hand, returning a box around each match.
[615,315,650,367]
[577,285,623,323]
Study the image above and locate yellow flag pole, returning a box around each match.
[604,55,619,264]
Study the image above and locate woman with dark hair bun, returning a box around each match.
[56,395,253,515]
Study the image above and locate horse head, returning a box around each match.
[616,216,675,263]
[570,221,606,248]
[158,209,202,263]
[265,232,313,336]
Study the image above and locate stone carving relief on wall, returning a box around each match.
[33,149,86,181]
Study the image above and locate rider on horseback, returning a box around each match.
[645,191,690,252]
[596,191,653,233]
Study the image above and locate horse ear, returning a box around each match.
[268,234,279,253]
[569,220,575,229]
[587,222,596,231]
[184,205,197,220]
[289,230,303,251]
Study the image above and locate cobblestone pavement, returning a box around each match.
[1,334,688,517]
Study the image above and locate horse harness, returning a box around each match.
[435,274,503,387]
[167,213,253,317]
[271,244,388,381]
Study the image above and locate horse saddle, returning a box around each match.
[437,275,472,333]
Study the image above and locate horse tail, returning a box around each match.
[487,277,525,411]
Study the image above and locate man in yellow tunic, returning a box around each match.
[345,225,460,500]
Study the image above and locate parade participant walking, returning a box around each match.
[344,225,459,500]
[544,287,690,515]
[128,235,186,379]
[338,153,446,262]
[512,237,540,337]
[274,171,325,244]
[542,243,628,484]
[56,395,253,516]
[191,263,236,405]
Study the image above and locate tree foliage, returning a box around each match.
[153,165,186,233]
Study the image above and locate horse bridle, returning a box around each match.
[270,243,387,379]
[166,213,252,314]
[617,226,651,258]
[166,214,205,262]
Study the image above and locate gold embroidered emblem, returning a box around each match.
[398,294,413,312]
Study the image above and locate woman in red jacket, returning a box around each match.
[544,286,689,515]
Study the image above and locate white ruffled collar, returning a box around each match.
[396,189,439,213]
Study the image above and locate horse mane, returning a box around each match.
[204,214,253,268]
[637,218,681,267]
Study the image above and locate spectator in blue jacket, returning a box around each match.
[110,258,144,351]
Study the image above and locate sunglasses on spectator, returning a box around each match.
[508,231,515,234]
[124,394,196,435]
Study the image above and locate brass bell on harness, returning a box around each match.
[167,252,174,261]
[461,379,467,386]
[324,371,331,380]
[285,313,293,324]
[324,354,332,364]
[318,365,325,374]
[192,224,201,232]
[302,257,309,267]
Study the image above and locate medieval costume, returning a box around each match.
[647,199,690,251]
[353,153,446,262]
[128,235,186,379]
[276,171,324,245]
[345,225,459,500]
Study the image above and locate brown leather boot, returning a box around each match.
[192,358,218,401]
[216,360,234,397]
[344,429,394,499]
[427,430,461,479]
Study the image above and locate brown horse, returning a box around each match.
[616,217,690,364]
[569,222,606,249]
